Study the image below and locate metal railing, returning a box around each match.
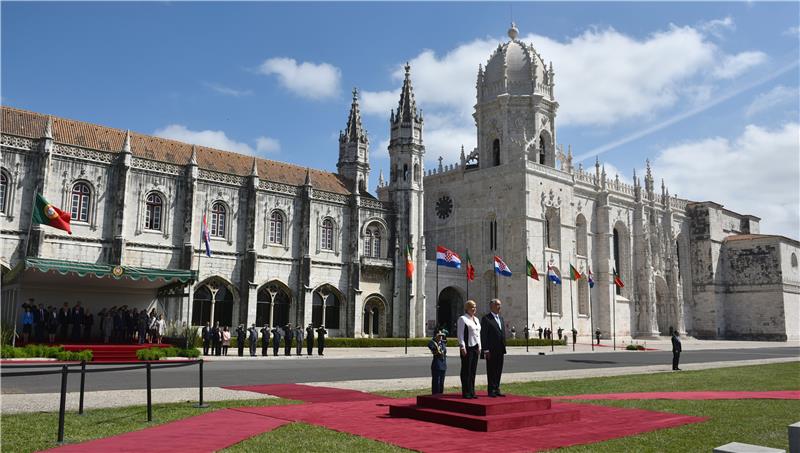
[1,359,206,443]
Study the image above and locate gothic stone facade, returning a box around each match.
[417,25,799,341]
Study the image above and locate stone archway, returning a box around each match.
[193,277,236,327]
[437,286,465,336]
[256,281,293,328]
[655,276,670,335]
[363,295,387,337]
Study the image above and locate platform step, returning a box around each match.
[389,403,580,432]
[416,394,551,416]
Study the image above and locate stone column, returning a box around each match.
[208,282,219,325]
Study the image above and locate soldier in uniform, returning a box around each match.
[428,330,447,394]
[248,324,258,357]
[294,324,304,356]
[260,324,270,357]
[305,323,314,355]
[271,325,281,356]
[316,325,327,356]
[284,324,294,356]
[236,324,246,357]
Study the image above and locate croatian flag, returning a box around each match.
[587,269,595,288]
[202,213,212,257]
[547,265,561,285]
[436,246,462,268]
[494,256,512,277]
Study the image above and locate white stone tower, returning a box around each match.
[474,23,559,168]
[388,64,426,337]
[337,88,370,193]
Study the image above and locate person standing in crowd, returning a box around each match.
[58,303,70,340]
[71,302,85,341]
[457,300,481,399]
[21,304,33,344]
[557,327,563,341]
[316,325,327,356]
[48,305,59,343]
[271,325,282,356]
[248,324,258,357]
[672,330,682,371]
[428,330,447,395]
[202,322,211,355]
[595,328,601,345]
[537,326,543,339]
[571,328,578,346]
[34,301,46,343]
[260,324,270,357]
[294,324,304,356]
[305,323,314,356]
[236,324,246,357]
[155,314,166,345]
[283,324,294,356]
[481,299,507,398]
[137,310,149,344]
[84,308,94,340]
[212,321,222,356]
[221,326,231,355]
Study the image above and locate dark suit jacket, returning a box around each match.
[671,335,682,352]
[480,313,507,355]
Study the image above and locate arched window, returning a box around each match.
[0,171,8,214]
[486,216,498,252]
[269,210,284,245]
[539,136,546,165]
[576,215,587,256]
[70,182,91,222]
[210,202,227,238]
[144,193,163,231]
[321,218,334,251]
[792,253,798,268]
[363,223,382,258]
[312,288,340,329]
[492,139,501,166]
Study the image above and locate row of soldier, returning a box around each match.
[201,322,328,357]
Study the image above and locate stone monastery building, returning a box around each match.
[2,24,798,341]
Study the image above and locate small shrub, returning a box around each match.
[177,348,200,358]
[626,344,645,351]
[136,348,167,361]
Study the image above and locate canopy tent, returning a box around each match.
[3,258,196,286]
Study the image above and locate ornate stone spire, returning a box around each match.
[645,159,654,198]
[122,130,132,154]
[341,88,366,144]
[395,63,420,124]
[43,116,53,139]
[189,145,198,166]
[250,156,259,177]
[378,170,385,187]
[304,167,312,186]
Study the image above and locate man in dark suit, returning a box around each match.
[316,325,327,356]
[248,324,258,357]
[480,298,507,397]
[201,322,211,355]
[671,330,682,370]
[236,324,246,357]
[283,324,294,356]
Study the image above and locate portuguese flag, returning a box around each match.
[405,244,414,280]
[466,249,475,282]
[569,264,582,280]
[613,267,625,288]
[526,259,539,280]
[32,193,72,234]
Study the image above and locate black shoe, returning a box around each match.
[674,367,681,371]
[496,392,506,397]
[488,393,497,398]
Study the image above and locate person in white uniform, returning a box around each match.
[457,300,482,399]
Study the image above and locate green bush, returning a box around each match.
[177,347,200,358]
[136,348,167,361]
[135,346,201,360]
[626,344,645,351]
[54,350,93,361]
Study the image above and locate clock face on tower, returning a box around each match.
[435,195,453,220]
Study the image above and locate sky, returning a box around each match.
[2,1,799,238]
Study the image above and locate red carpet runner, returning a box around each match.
[62,344,172,362]
[49,385,792,453]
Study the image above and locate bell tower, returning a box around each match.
[337,88,370,193]
[387,64,427,337]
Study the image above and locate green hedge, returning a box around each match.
[136,347,200,360]
[1,345,93,361]
[626,344,646,351]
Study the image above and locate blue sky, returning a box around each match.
[3,2,799,237]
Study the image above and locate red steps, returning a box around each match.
[62,344,172,362]
[388,393,580,432]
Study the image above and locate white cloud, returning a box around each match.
[153,124,280,156]
[203,82,253,97]
[255,136,281,153]
[653,123,800,238]
[783,26,800,37]
[712,51,768,79]
[258,57,341,100]
[699,16,735,39]
[361,23,769,158]
[746,85,800,117]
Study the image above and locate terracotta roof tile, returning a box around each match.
[1,106,350,194]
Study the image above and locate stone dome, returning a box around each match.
[479,24,549,99]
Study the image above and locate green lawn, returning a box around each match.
[2,362,798,453]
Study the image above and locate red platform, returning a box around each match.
[62,343,172,362]
[389,393,580,432]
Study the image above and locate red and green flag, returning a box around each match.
[465,249,475,282]
[405,244,414,280]
[32,193,71,234]
[613,267,625,288]
[569,264,582,280]
[526,259,539,280]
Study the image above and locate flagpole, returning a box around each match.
[549,287,554,353]
[589,271,595,352]
[494,267,498,300]
[435,260,439,331]
[612,273,617,351]
[569,272,575,352]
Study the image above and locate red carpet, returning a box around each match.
[41,408,288,453]
[557,390,800,401]
[236,396,706,453]
[62,344,173,362]
[223,383,385,403]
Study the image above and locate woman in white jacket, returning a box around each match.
[457,300,481,399]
